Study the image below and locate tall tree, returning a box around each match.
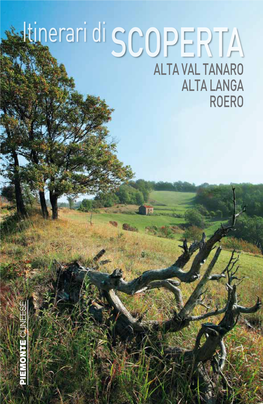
[1,28,75,218]
[41,92,133,219]
[1,29,133,220]
[0,114,28,217]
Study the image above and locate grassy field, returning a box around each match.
[73,191,227,239]
[149,190,196,211]
[70,210,185,234]
[1,208,263,404]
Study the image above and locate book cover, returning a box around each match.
[1,1,262,403]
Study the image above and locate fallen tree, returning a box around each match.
[35,188,261,403]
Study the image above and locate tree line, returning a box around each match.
[196,184,263,218]
[187,184,263,252]
[79,180,202,210]
[1,29,132,220]
[78,180,152,211]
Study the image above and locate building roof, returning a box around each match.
[141,205,153,208]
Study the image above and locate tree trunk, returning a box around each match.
[50,191,59,220]
[39,191,49,219]
[13,152,27,217]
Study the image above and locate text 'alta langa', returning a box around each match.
[182,79,244,92]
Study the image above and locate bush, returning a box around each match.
[185,209,205,228]
[184,226,203,241]
[221,237,262,255]
[79,199,93,212]
[145,225,182,239]
[122,223,138,232]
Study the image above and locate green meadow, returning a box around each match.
[70,191,227,239]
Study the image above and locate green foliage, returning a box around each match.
[185,209,205,228]
[1,29,133,219]
[0,212,32,238]
[135,191,144,205]
[94,192,119,208]
[233,215,263,252]
[221,237,262,255]
[116,185,145,205]
[195,204,209,217]
[94,184,147,208]
[146,225,180,239]
[184,225,203,241]
[1,185,15,203]
[79,199,94,212]
[153,181,196,192]
[128,179,153,201]
[67,196,75,209]
[196,184,263,218]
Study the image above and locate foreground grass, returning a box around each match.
[1,211,263,403]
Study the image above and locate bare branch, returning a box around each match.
[174,239,201,268]
[104,289,145,333]
[237,298,262,314]
[218,339,227,371]
[179,247,222,318]
[187,306,227,322]
[85,264,198,296]
[221,250,239,275]
[230,187,246,228]
[208,274,226,281]
[93,249,106,263]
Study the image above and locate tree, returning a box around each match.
[129,179,153,201]
[0,28,72,218]
[116,186,130,204]
[196,184,263,218]
[234,214,263,253]
[1,29,133,220]
[185,209,205,228]
[42,92,132,219]
[1,185,16,204]
[67,196,75,210]
[79,199,93,212]
[0,114,28,217]
[135,191,144,205]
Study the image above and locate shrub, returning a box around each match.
[122,223,138,232]
[221,237,262,254]
[79,199,93,212]
[185,209,205,228]
[184,226,203,241]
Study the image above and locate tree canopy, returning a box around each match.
[1,29,133,219]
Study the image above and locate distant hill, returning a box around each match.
[149,191,196,211]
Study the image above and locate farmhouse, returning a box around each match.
[139,205,154,215]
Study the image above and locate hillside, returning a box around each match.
[1,210,263,403]
[149,190,196,210]
[73,191,235,241]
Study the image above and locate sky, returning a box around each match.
[1,0,263,188]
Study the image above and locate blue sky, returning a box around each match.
[1,0,263,187]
